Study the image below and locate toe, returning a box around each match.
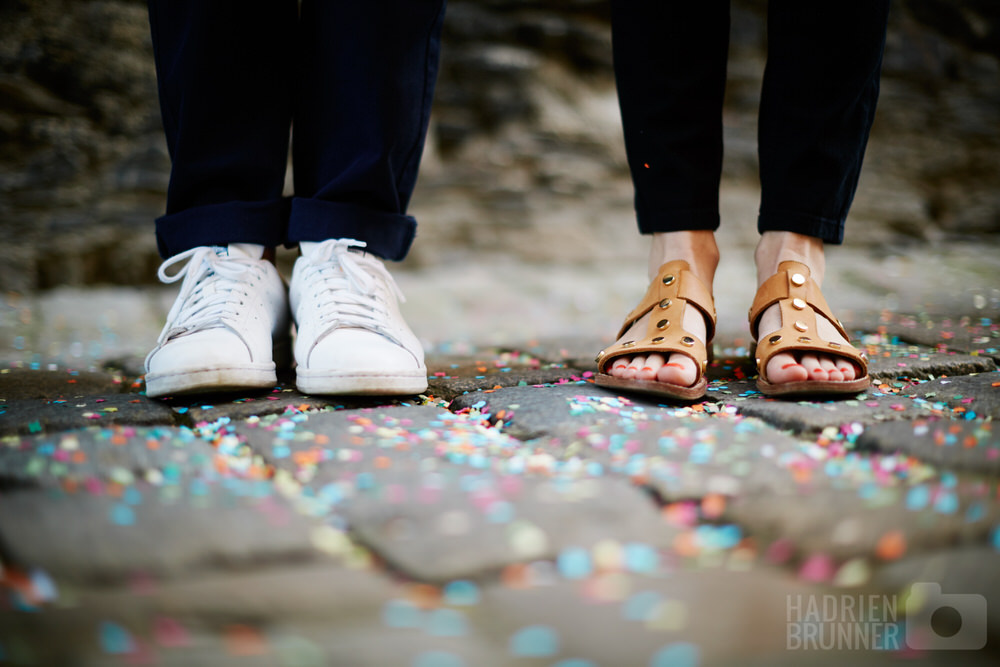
[836,359,857,381]
[819,356,844,382]
[638,354,666,381]
[623,355,647,379]
[800,354,828,381]
[610,357,631,378]
[765,352,809,384]
[657,353,697,387]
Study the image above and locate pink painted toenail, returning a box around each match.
[781,363,801,370]
[812,369,825,375]
[641,367,654,372]
[665,363,684,369]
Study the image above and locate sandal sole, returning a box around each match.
[594,373,707,402]
[756,376,870,397]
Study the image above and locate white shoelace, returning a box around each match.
[299,239,406,337]
[155,247,262,345]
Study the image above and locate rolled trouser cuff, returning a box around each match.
[287,198,417,262]
[155,199,289,258]
[757,209,845,245]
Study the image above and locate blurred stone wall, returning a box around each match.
[1,0,998,292]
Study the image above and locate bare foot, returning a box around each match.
[606,231,718,388]
[754,232,862,384]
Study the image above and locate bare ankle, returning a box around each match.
[755,232,825,287]
[647,231,719,287]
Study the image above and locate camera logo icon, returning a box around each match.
[905,582,987,650]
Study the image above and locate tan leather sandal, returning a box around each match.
[595,260,716,401]
[749,260,869,397]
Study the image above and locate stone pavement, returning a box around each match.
[0,306,998,667]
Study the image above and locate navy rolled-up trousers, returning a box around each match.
[611,0,890,244]
[147,0,446,260]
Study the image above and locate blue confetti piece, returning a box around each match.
[992,525,1000,551]
[933,491,959,514]
[99,621,134,655]
[426,608,468,637]
[553,661,597,667]
[623,591,663,621]
[30,569,58,602]
[650,642,700,667]
[472,401,486,409]
[122,486,142,506]
[624,542,658,573]
[689,442,712,464]
[382,599,422,629]
[965,502,985,523]
[110,504,135,526]
[443,580,481,606]
[557,547,593,580]
[585,461,604,477]
[272,445,291,459]
[509,625,559,657]
[177,407,189,414]
[356,472,375,490]
[486,501,514,524]
[318,483,343,506]
[906,485,930,511]
[412,651,465,667]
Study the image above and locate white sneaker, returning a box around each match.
[289,239,427,395]
[144,244,290,398]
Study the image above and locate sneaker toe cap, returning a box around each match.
[147,330,254,374]
[304,328,422,372]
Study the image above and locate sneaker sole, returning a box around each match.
[145,365,276,398]
[296,369,428,396]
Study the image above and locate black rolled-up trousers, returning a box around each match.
[147,0,446,260]
[611,0,890,244]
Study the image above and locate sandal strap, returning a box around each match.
[597,260,716,377]
[749,261,868,382]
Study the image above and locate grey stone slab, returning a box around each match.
[870,547,1000,649]
[0,425,216,488]
[0,480,323,584]
[527,414,813,503]
[233,405,459,472]
[449,382,662,440]
[856,420,1000,474]
[0,393,180,436]
[706,378,760,402]
[344,473,676,583]
[866,311,1000,361]
[735,395,930,434]
[0,562,401,667]
[727,473,1000,565]
[867,348,995,381]
[475,567,921,667]
[428,366,588,401]
[0,368,127,400]
[898,371,1000,419]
